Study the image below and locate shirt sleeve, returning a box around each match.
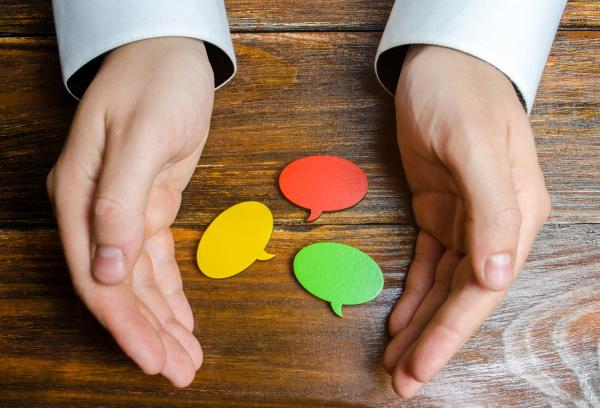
[375,0,567,113]
[52,0,236,99]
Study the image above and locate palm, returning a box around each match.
[44,38,218,387]
[385,92,548,400]
[383,132,506,389]
[380,44,556,398]
[69,136,206,387]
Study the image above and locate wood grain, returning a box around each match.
[1,31,599,227]
[0,0,598,35]
[0,224,597,407]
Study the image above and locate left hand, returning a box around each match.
[47,37,214,387]
[385,45,551,398]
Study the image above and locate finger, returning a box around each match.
[132,251,202,370]
[395,215,539,395]
[384,249,460,373]
[439,128,521,291]
[509,117,551,232]
[49,102,103,298]
[145,184,182,237]
[412,193,466,254]
[394,261,503,390]
[391,358,424,399]
[144,228,194,332]
[67,234,167,376]
[388,231,443,337]
[392,144,548,397]
[91,123,166,285]
[159,328,197,388]
[138,302,202,372]
[139,288,198,387]
[88,284,167,375]
[50,109,167,376]
[162,319,203,370]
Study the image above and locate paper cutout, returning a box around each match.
[279,155,368,222]
[197,201,275,279]
[293,242,383,317]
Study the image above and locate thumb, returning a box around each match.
[442,131,521,291]
[92,132,163,285]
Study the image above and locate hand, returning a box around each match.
[47,37,214,387]
[384,45,551,398]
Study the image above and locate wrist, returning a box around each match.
[398,44,522,116]
[103,37,212,80]
[107,36,206,60]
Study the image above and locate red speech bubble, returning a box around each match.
[279,155,368,222]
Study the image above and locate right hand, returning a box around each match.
[384,45,551,398]
[47,37,215,387]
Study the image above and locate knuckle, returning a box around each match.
[429,283,451,297]
[491,206,521,232]
[93,196,128,224]
[404,281,428,300]
[138,274,156,291]
[528,191,552,231]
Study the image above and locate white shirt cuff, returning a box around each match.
[52,0,236,99]
[375,0,567,113]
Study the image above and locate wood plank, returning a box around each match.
[0,223,597,407]
[225,0,600,32]
[1,31,598,227]
[0,0,598,35]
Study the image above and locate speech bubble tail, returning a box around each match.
[256,250,275,261]
[306,209,322,222]
[331,302,343,318]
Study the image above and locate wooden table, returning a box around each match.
[1,1,598,406]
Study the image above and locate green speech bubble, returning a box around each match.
[293,242,384,317]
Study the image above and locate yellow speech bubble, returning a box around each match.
[197,201,275,279]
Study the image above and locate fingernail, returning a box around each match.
[93,245,125,284]
[483,252,513,290]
